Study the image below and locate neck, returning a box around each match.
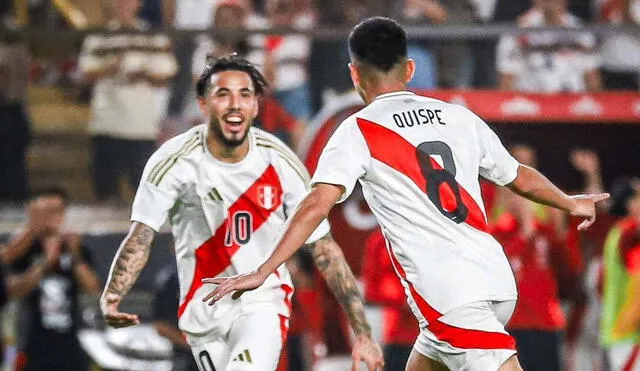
[362,81,407,104]
[206,132,250,164]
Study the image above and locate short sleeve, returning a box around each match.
[275,149,331,244]
[310,118,371,203]
[475,115,520,186]
[131,150,181,231]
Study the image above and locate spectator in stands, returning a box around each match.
[491,187,579,371]
[388,0,441,89]
[431,0,480,88]
[308,0,386,116]
[362,229,419,371]
[601,177,640,370]
[152,260,199,371]
[597,0,640,90]
[497,0,602,92]
[263,0,314,124]
[79,0,177,203]
[0,188,100,371]
[0,28,30,202]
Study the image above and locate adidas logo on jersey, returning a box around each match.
[207,187,223,202]
[232,349,253,363]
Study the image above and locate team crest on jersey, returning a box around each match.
[258,185,279,210]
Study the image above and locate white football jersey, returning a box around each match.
[132,125,330,344]
[311,91,519,326]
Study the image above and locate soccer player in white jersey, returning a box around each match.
[99,55,384,371]
[203,18,610,371]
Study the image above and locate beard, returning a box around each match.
[209,117,250,148]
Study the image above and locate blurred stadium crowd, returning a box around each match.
[0,0,639,370]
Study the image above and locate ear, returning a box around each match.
[349,63,360,88]
[405,59,416,85]
[251,96,260,119]
[197,97,208,116]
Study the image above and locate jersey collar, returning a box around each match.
[374,91,416,101]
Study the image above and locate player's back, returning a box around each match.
[316,91,520,317]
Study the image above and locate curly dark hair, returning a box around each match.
[195,53,269,98]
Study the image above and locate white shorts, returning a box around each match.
[414,300,517,371]
[189,310,288,371]
[607,341,640,371]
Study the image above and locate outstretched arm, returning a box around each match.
[203,183,343,303]
[100,222,155,328]
[507,164,609,230]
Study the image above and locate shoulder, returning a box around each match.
[145,125,204,185]
[252,128,310,183]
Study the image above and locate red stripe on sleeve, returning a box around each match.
[355,118,487,232]
[178,165,283,318]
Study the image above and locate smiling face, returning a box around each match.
[198,70,259,149]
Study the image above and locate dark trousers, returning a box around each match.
[92,135,155,201]
[0,102,30,202]
[384,343,413,371]
[23,341,89,371]
[511,330,562,371]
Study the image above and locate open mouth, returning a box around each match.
[223,112,245,132]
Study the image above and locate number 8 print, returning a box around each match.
[416,141,468,224]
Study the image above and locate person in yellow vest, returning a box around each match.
[601,177,640,370]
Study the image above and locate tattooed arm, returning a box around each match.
[306,233,384,369]
[305,233,371,337]
[100,222,155,328]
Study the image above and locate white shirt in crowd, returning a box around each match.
[311,91,519,324]
[131,125,330,344]
[497,9,601,92]
[79,21,178,140]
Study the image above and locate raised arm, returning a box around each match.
[100,221,155,328]
[507,164,609,230]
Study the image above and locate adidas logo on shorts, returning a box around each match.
[232,349,253,363]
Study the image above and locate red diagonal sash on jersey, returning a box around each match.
[178,165,283,318]
[384,239,516,350]
[355,118,488,232]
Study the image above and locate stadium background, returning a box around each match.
[0,0,639,370]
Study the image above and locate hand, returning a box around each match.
[569,193,610,231]
[570,149,600,176]
[201,270,269,305]
[351,334,385,371]
[100,292,140,328]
